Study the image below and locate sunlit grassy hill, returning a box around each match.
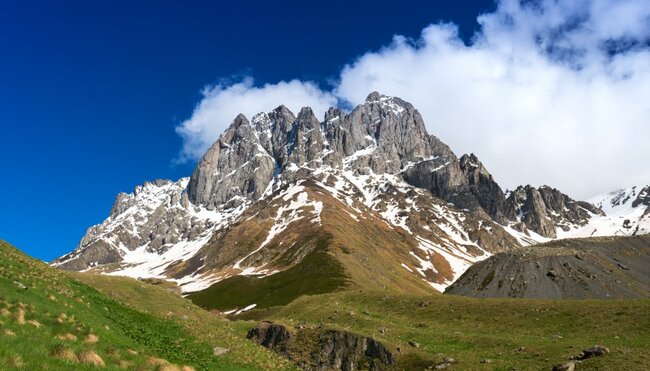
[0,240,294,370]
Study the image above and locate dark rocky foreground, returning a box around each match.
[446,235,650,299]
[247,321,394,371]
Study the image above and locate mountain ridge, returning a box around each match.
[52,92,650,303]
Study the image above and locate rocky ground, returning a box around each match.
[446,235,650,299]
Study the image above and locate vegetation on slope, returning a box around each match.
[0,240,294,370]
[71,272,296,370]
[187,239,348,310]
[239,290,650,370]
[4,232,649,370]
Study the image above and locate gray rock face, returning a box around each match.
[632,185,650,209]
[504,185,602,238]
[247,321,394,371]
[188,91,607,238]
[314,330,394,371]
[187,114,276,210]
[459,153,508,223]
[52,178,222,271]
[186,92,501,221]
[246,321,292,353]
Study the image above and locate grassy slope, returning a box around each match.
[240,291,650,370]
[186,241,348,311]
[0,240,294,370]
[70,272,296,371]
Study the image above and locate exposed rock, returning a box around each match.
[459,153,508,223]
[54,92,522,286]
[53,91,649,302]
[504,185,602,238]
[52,178,224,271]
[248,322,394,371]
[188,114,276,210]
[575,345,609,360]
[446,235,650,299]
[183,91,518,229]
[246,321,292,352]
[314,330,394,371]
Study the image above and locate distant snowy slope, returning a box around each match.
[582,185,650,236]
[552,185,650,239]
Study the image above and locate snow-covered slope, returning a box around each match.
[502,185,650,243]
[52,179,248,273]
[54,157,519,294]
[573,185,650,237]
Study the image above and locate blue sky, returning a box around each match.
[0,1,495,261]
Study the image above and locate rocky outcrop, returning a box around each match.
[446,235,650,299]
[504,185,602,238]
[632,186,650,209]
[185,91,604,239]
[187,114,276,210]
[459,153,508,223]
[314,330,394,371]
[246,321,292,354]
[247,322,394,371]
[574,345,610,360]
[52,178,223,271]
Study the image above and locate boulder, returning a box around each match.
[246,321,292,351]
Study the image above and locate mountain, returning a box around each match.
[446,235,650,299]
[52,92,650,307]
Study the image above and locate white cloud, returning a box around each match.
[176,0,650,199]
[175,77,336,162]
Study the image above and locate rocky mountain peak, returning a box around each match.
[365,91,381,102]
[459,153,487,173]
[187,93,474,213]
[504,184,602,238]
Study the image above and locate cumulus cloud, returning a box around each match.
[176,0,650,199]
[175,77,336,162]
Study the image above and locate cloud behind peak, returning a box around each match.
[175,0,650,198]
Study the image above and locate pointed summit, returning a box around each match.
[365,91,382,102]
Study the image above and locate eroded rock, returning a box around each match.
[246,321,292,351]
[247,322,394,371]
